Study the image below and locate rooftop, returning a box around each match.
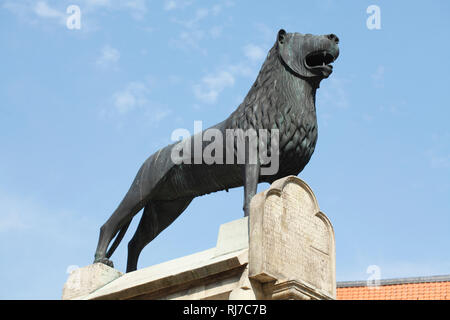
[337,275,450,300]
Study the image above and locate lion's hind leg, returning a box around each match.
[126,197,193,273]
[94,187,146,267]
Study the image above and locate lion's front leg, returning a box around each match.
[243,162,260,217]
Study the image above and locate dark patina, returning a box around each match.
[94,30,340,272]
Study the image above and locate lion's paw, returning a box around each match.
[94,258,114,268]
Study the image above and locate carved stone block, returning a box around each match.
[62,263,123,300]
[249,175,336,299]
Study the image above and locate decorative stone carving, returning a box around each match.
[249,175,336,299]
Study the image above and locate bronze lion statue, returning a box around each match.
[94,29,339,272]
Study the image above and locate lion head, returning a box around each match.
[277,29,340,79]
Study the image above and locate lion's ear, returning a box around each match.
[277,29,287,44]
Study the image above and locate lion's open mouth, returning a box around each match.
[305,51,336,70]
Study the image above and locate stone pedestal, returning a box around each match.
[63,176,335,300]
[62,263,123,300]
[249,176,336,299]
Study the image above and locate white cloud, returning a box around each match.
[172,7,210,29]
[362,113,374,123]
[3,1,67,26]
[0,189,98,249]
[0,211,29,233]
[254,23,277,43]
[243,44,266,63]
[168,75,182,84]
[377,100,406,115]
[153,109,172,123]
[190,26,273,105]
[108,78,171,125]
[169,3,231,53]
[430,154,450,169]
[163,0,193,11]
[84,0,147,16]
[372,65,385,88]
[320,76,350,109]
[113,81,150,114]
[85,0,111,7]
[427,132,450,170]
[172,28,206,53]
[2,2,33,23]
[209,25,223,39]
[192,42,269,105]
[96,45,120,69]
[164,0,177,11]
[194,8,209,22]
[194,71,235,104]
[211,4,222,15]
[114,91,137,114]
[228,62,255,78]
[34,1,64,19]
[0,191,60,233]
[4,0,148,27]
[121,0,147,20]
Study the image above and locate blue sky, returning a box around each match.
[1,0,449,299]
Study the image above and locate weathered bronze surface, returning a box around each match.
[94,30,340,272]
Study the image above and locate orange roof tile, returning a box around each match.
[337,275,450,300]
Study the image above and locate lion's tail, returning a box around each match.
[105,220,132,259]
